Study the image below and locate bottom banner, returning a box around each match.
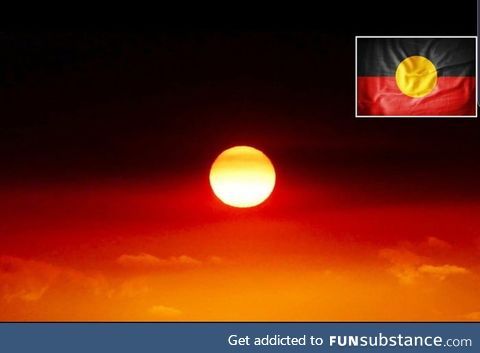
[0,323,477,352]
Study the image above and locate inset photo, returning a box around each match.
[355,36,477,117]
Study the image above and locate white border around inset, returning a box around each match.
[354,35,478,118]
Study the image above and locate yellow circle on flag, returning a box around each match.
[395,55,437,98]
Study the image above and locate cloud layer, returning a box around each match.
[380,238,470,285]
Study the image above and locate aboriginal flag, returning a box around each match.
[357,37,476,116]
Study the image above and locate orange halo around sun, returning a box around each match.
[209,146,276,208]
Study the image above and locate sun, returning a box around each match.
[209,146,276,208]
[395,55,437,98]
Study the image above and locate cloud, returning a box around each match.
[4,285,49,302]
[379,247,469,284]
[418,264,468,280]
[0,255,110,303]
[116,253,201,268]
[174,255,202,266]
[425,237,451,249]
[379,248,424,265]
[116,253,163,266]
[379,248,425,285]
[0,255,61,302]
[462,311,480,320]
[149,305,182,318]
[0,252,214,305]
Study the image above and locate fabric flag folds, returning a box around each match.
[356,37,476,117]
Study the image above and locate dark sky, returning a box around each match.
[0,3,478,205]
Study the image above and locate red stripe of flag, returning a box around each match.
[357,77,475,116]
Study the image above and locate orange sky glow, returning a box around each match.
[1,173,479,321]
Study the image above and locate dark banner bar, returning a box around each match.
[0,323,477,352]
